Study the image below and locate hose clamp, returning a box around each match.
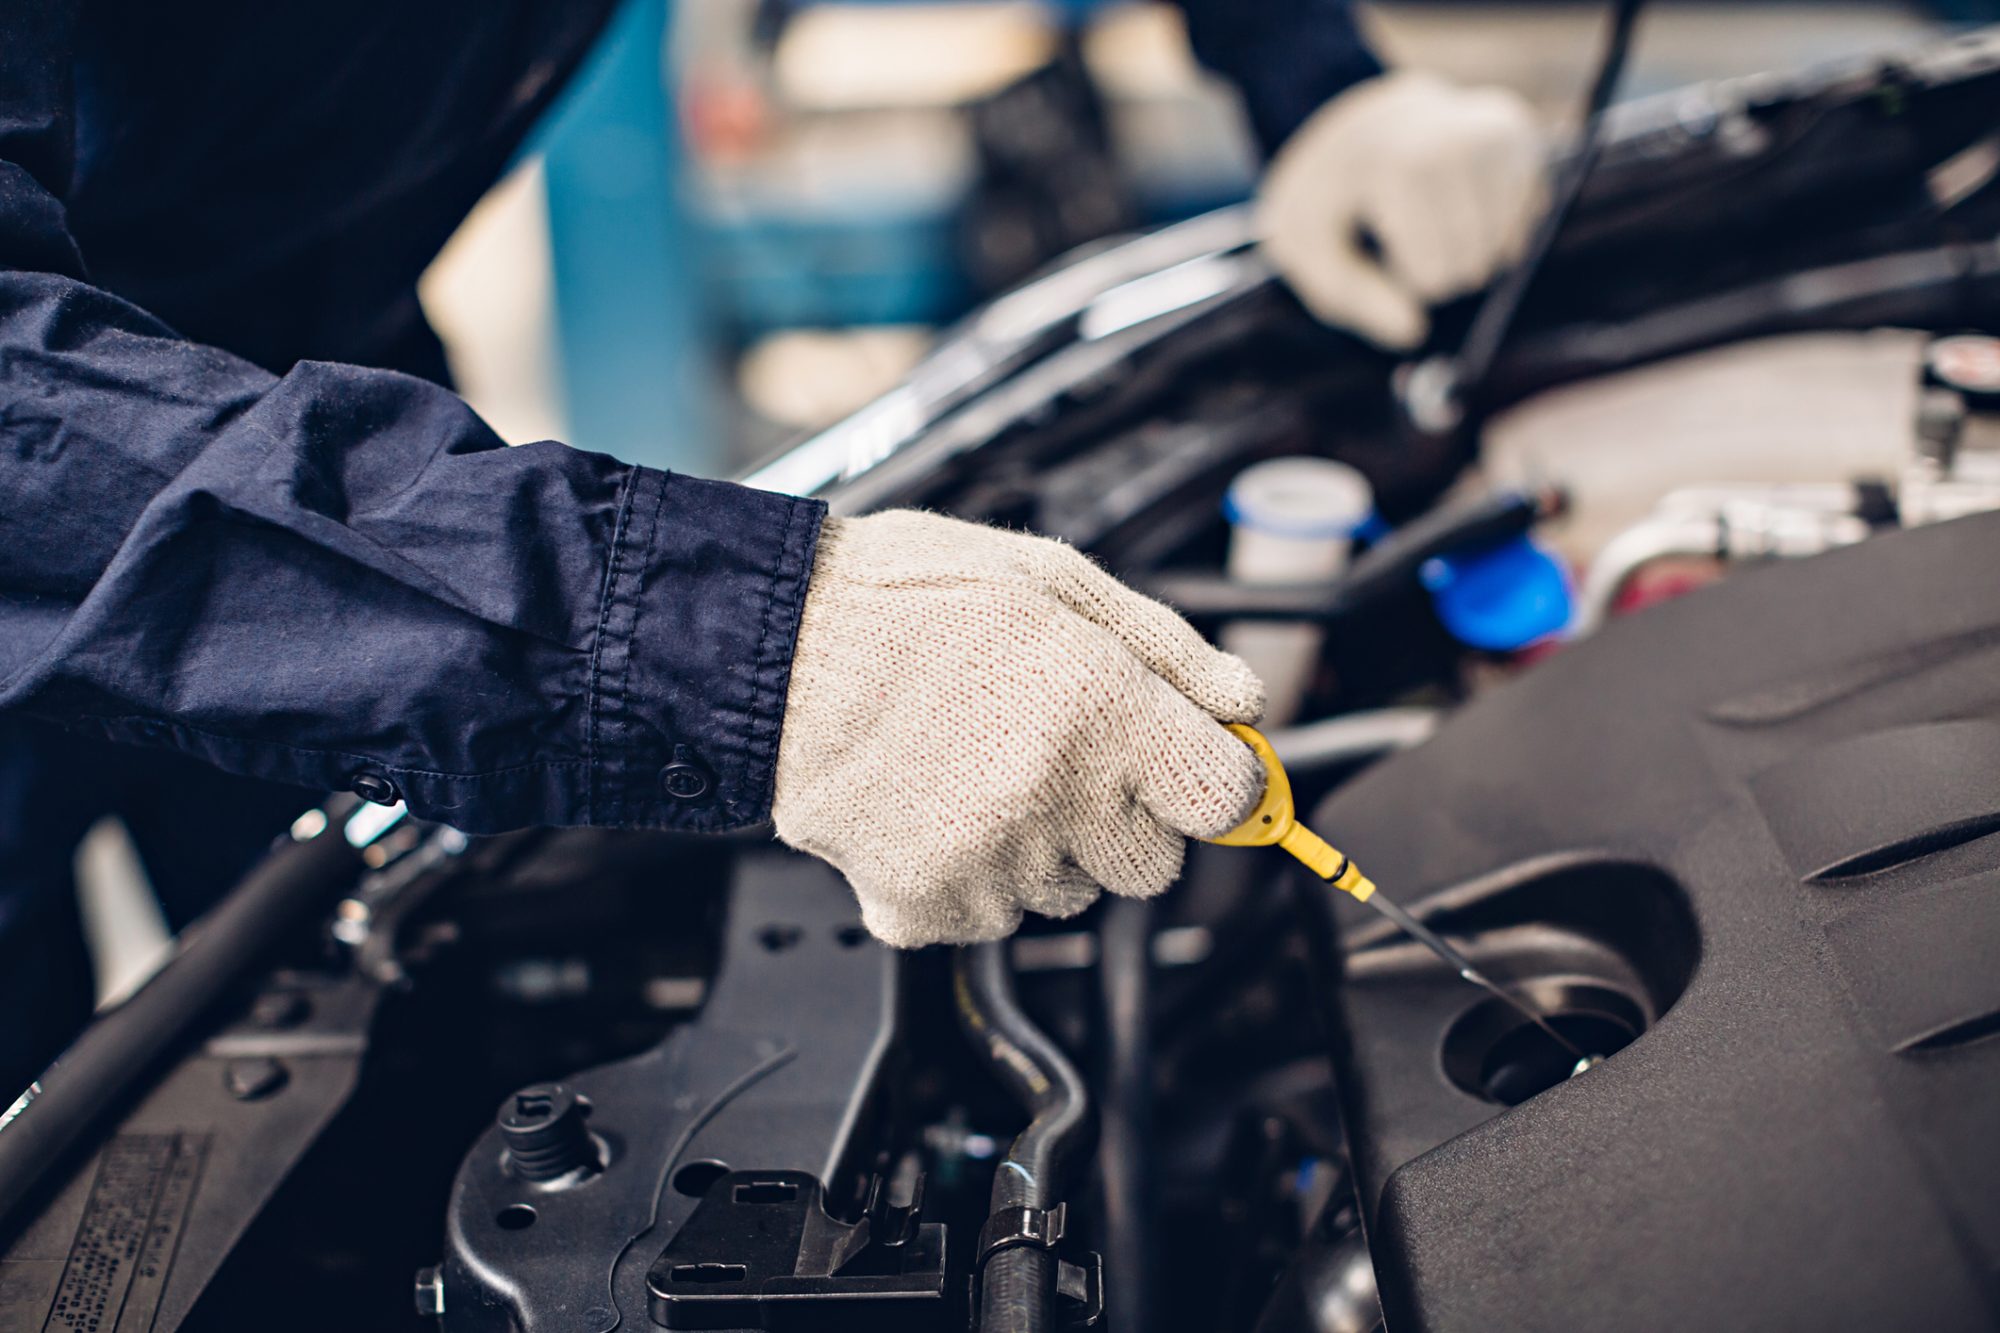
[970,1202,1102,1329]
[974,1201,1068,1270]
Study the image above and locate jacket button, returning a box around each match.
[350,771,400,805]
[659,747,713,801]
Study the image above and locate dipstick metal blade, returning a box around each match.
[1361,892,1588,1063]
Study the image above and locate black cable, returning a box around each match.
[1447,0,1647,421]
[1098,897,1155,1333]
[955,942,1091,1333]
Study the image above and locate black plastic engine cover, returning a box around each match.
[1311,512,2000,1332]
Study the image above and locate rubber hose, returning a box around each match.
[1098,897,1156,1332]
[955,941,1090,1333]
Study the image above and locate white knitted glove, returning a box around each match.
[772,511,1266,947]
[1258,71,1546,350]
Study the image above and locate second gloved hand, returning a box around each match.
[1258,70,1547,350]
[772,511,1266,947]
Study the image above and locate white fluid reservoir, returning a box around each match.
[1222,457,1373,726]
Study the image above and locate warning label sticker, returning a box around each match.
[36,1133,208,1333]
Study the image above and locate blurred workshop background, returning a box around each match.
[76,0,1975,1000]
[419,0,1947,481]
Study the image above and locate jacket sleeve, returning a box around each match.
[1174,0,1383,153]
[0,5,822,835]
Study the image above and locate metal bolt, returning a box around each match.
[332,897,371,947]
[250,991,309,1029]
[224,1056,287,1101]
[413,1265,445,1318]
[498,1084,598,1182]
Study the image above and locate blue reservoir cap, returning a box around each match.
[1420,535,1573,651]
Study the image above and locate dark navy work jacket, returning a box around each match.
[0,0,1374,840]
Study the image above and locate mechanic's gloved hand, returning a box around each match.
[773,511,1266,947]
[1258,70,1547,350]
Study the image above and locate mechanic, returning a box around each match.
[0,1,1544,1091]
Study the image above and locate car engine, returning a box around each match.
[4,29,2000,1333]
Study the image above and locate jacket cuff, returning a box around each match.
[1180,1,1383,154]
[588,469,825,831]
[1240,42,1383,155]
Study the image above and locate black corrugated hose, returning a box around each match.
[954,941,1090,1333]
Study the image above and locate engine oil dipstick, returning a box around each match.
[1207,725,1591,1066]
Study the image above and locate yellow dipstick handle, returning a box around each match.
[1205,724,1376,901]
[1205,726,1593,1066]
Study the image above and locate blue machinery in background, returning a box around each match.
[533,0,1237,472]
[538,0,715,472]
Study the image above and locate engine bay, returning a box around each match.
[6,29,2000,1333]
